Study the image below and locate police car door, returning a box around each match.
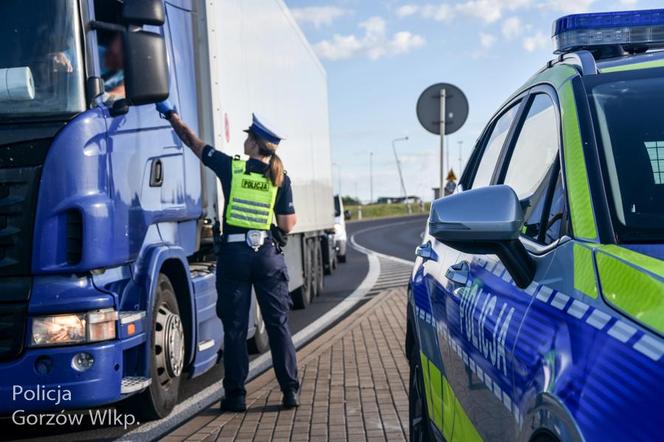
[418,98,524,441]
[445,90,561,441]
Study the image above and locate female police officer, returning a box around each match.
[155,101,300,411]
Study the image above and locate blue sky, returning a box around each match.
[283,0,661,202]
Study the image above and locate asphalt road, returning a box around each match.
[1,214,427,442]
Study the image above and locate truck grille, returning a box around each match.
[0,303,28,362]
[0,167,41,276]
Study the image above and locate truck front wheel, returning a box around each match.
[134,274,185,420]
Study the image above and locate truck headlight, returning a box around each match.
[31,309,117,347]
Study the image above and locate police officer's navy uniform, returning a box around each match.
[201,116,299,408]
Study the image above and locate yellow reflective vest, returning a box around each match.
[225,159,278,230]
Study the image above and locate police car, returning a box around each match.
[407,9,664,442]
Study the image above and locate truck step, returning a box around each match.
[120,376,152,395]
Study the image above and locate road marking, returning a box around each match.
[120,220,412,441]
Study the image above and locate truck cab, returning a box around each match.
[0,0,221,419]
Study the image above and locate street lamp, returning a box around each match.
[392,136,409,199]
[392,137,410,213]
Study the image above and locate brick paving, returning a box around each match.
[163,288,409,442]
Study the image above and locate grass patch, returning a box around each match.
[346,203,431,221]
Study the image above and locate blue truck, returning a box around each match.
[0,0,334,419]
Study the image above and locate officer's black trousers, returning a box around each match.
[216,241,299,398]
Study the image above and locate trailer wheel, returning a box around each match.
[132,274,185,420]
[292,239,313,309]
[315,239,324,296]
[248,303,269,354]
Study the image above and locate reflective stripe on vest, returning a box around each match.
[225,159,278,230]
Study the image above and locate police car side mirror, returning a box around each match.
[428,185,535,288]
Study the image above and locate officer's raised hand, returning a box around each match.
[156,99,176,120]
[156,100,207,158]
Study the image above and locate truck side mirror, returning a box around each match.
[344,210,352,221]
[123,30,169,106]
[122,0,165,26]
[428,185,535,288]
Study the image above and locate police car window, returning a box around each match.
[586,72,664,242]
[543,172,566,245]
[503,94,559,199]
[472,104,520,188]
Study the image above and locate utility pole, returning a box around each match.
[392,136,410,213]
[392,137,409,200]
[369,152,374,204]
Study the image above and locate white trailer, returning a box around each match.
[192,0,336,313]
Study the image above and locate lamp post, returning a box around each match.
[392,136,410,213]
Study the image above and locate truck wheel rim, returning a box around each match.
[155,304,185,384]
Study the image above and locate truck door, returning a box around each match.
[94,0,189,259]
[446,91,562,440]
[164,1,202,223]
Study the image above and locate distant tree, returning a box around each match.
[342,196,361,206]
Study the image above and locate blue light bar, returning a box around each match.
[553,9,664,54]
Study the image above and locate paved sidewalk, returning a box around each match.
[164,288,409,442]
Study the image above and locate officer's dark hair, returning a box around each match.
[250,132,285,187]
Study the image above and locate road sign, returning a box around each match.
[416,83,469,197]
[416,83,469,135]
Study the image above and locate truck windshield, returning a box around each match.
[585,68,664,242]
[0,0,85,120]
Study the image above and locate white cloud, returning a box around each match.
[314,17,425,61]
[457,0,503,23]
[502,17,523,40]
[291,6,350,28]
[541,0,597,13]
[479,32,496,49]
[523,31,550,52]
[396,5,420,17]
[396,0,532,23]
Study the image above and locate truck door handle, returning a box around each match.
[446,261,469,285]
[150,159,164,187]
[415,241,438,262]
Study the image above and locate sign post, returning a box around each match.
[416,83,469,198]
[439,88,446,195]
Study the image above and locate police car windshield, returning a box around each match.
[585,69,664,242]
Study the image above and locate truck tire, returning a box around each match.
[292,239,313,309]
[132,274,185,420]
[248,303,269,354]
